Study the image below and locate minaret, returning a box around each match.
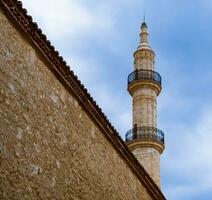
[125,22,165,187]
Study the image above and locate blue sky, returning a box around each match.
[21,0,212,199]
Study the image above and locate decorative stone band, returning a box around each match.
[125,126,165,145]
[134,48,155,61]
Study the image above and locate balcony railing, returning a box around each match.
[128,69,161,86]
[125,126,164,145]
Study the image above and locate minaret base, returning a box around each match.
[128,142,162,187]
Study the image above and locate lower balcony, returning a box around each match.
[125,126,164,145]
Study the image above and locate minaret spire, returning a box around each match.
[125,22,165,187]
[140,22,149,44]
[137,21,153,53]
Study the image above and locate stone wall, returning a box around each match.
[0,7,154,200]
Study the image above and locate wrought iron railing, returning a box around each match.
[125,126,164,145]
[128,69,161,86]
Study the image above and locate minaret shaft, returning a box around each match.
[126,22,165,187]
[133,90,157,128]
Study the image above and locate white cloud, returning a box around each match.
[65,55,102,86]
[157,55,212,199]
[165,184,208,200]
[89,84,131,134]
[162,107,212,199]
[21,0,116,41]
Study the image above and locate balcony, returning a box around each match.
[128,69,161,86]
[125,126,164,145]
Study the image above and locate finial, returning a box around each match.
[143,11,145,23]
[141,12,147,29]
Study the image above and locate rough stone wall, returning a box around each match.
[0,7,154,200]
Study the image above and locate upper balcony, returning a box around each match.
[128,69,161,87]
